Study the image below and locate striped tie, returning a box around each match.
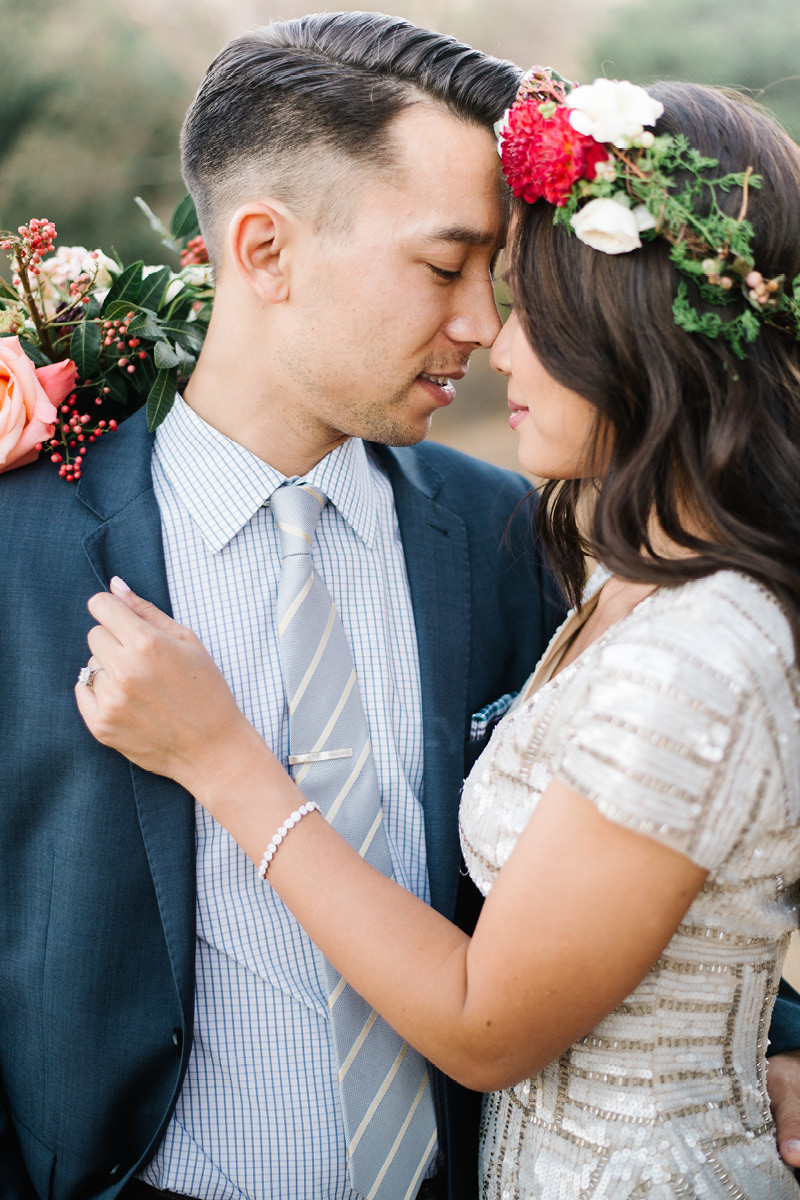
[270,483,438,1200]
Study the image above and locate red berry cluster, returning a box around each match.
[38,390,119,483]
[1,218,57,278]
[101,311,148,375]
[180,235,209,268]
[69,260,99,307]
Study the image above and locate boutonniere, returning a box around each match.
[0,195,213,481]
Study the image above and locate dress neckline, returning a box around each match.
[516,569,661,707]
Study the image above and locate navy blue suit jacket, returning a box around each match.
[0,409,564,1200]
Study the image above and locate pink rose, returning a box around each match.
[0,336,76,473]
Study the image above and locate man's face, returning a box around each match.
[277,103,507,448]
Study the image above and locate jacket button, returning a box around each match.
[109,1164,123,1178]
[172,1027,183,1055]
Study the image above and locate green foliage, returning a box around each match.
[586,0,800,141]
[146,367,180,431]
[673,281,761,359]
[0,196,212,465]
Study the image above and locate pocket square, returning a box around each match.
[469,692,517,742]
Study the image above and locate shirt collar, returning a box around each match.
[301,435,378,549]
[154,397,378,552]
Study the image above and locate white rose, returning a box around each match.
[81,249,119,291]
[31,246,119,315]
[567,78,664,148]
[38,245,90,288]
[179,264,213,289]
[570,196,656,255]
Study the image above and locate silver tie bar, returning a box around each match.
[288,748,354,765]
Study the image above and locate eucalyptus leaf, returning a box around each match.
[100,261,144,316]
[15,337,51,368]
[146,368,178,430]
[170,194,201,242]
[70,320,101,380]
[174,342,197,376]
[158,320,205,353]
[102,300,143,323]
[100,373,127,406]
[124,313,165,340]
[138,266,173,314]
[135,354,157,393]
[154,340,180,369]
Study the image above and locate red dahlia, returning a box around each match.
[500,101,610,206]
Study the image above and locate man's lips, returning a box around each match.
[416,369,466,407]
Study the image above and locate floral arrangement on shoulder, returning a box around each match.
[0,195,212,480]
[497,69,800,358]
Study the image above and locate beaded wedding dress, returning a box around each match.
[459,571,800,1199]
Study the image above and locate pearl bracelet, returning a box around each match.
[258,801,320,880]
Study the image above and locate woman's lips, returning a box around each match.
[508,397,529,430]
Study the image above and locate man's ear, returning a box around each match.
[227,202,296,303]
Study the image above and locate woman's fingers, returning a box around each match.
[86,624,122,674]
[87,580,183,646]
[75,582,248,791]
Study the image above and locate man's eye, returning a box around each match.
[427,264,462,281]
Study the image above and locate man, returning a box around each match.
[1,12,799,1200]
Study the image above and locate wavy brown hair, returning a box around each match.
[509,82,800,640]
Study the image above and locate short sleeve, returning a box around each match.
[554,618,774,871]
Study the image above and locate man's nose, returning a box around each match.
[445,280,503,349]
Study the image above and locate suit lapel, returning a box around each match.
[373,445,470,920]
[77,410,196,1022]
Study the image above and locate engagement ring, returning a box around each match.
[77,665,103,688]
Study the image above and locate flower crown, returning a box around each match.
[497,68,800,359]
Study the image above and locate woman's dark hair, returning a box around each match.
[509,81,800,642]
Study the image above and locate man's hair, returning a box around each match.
[180,11,521,261]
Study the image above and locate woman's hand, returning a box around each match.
[75,577,253,797]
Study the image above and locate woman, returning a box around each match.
[77,78,800,1197]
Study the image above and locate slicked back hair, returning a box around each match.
[180,11,521,262]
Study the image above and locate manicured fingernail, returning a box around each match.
[785,1138,800,1152]
[110,576,131,594]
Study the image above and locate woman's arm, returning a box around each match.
[76,583,707,1091]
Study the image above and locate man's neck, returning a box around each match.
[182,361,349,478]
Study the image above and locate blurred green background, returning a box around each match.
[3,0,799,467]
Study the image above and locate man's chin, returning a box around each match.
[352,406,435,448]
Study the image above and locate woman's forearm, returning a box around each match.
[201,727,499,1089]
[194,720,706,1092]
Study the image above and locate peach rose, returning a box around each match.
[0,337,76,473]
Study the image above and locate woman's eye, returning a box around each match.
[427,264,462,281]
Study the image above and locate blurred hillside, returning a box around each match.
[3,0,798,470]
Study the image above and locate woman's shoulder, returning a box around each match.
[615,569,796,693]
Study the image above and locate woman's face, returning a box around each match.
[490,310,598,479]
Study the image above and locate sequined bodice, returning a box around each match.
[460,572,800,1199]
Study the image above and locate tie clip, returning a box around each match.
[288,748,354,765]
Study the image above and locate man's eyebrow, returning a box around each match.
[422,226,498,247]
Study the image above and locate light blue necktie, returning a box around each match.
[270,483,438,1200]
